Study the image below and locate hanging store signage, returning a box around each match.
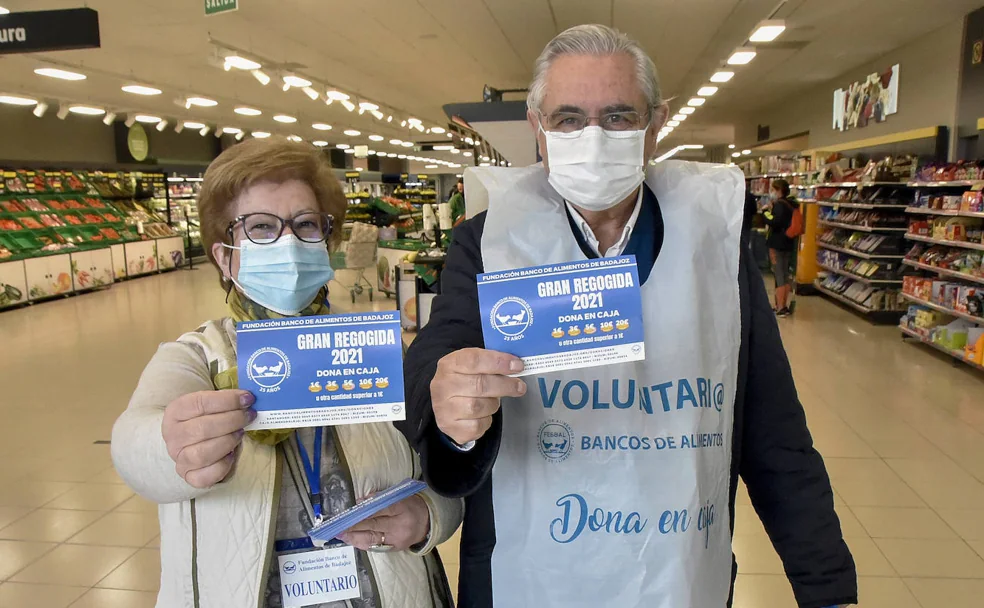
[127,124,150,162]
[205,0,239,16]
[0,8,100,55]
[832,64,900,132]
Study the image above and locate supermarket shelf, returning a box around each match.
[816,181,911,188]
[817,201,910,210]
[900,293,984,325]
[169,195,198,200]
[904,207,984,218]
[745,171,819,179]
[819,220,909,232]
[902,259,984,286]
[904,233,984,251]
[818,263,903,285]
[813,280,873,313]
[816,242,906,260]
[899,325,984,372]
[906,180,984,188]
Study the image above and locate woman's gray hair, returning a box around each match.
[527,24,662,113]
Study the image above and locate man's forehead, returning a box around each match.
[540,53,647,112]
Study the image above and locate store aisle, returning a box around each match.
[0,268,983,607]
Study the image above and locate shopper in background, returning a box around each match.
[449,177,466,227]
[111,138,461,608]
[397,24,856,608]
[763,178,797,316]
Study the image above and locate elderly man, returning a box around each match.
[396,24,856,608]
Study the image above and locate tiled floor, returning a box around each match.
[1,266,983,607]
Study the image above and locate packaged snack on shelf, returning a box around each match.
[956,286,982,316]
[965,329,984,364]
[961,191,983,213]
[908,219,930,236]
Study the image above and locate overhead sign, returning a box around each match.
[0,8,100,55]
[127,124,150,162]
[833,64,900,132]
[205,0,239,16]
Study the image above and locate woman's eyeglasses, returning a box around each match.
[226,212,334,245]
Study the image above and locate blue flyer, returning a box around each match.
[237,311,405,430]
[477,256,645,376]
[308,479,427,543]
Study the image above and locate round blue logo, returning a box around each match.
[490,297,534,338]
[283,561,296,574]
[537,420,573,463]
[246,347,291,389]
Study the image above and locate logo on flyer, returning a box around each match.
[246,347,291,391]
[490,297,533,340]
[282,561,297,574]
[537,420,573,462]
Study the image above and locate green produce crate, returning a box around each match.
[59,210,86,227]
[6,230,43,251]
[12,212,45,231]
[0,232,21,252]
[53,226,85,244]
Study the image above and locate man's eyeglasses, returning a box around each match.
[226,212,334,245]
[539,109,651,138]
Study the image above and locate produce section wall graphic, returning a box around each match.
[833,64,900,131]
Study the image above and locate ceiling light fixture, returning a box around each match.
[235,131,245,141]
[326,90,350,101]
[343,129,361,136]
[389,139,403,145]
[0,95,38,106]
[156,120,169,132]
[312,123,332,131]
[282,74,312,89]
[336,144,350,149]
[727,48,757,65]
[672,114,687,121]
[340,100,355,112]
[273,115,297,123]
[32,102,48,118]
[199,126,211,136]
[122,84,162,96]
[462,151,473,157]
[401,141,414,148]
[103,111,116,125]
[343,149,355,154]
[654,144,703,163]
[666,120,680,127]
[687,97,706,107]
[749,20,786,43]
[450,148,460,154]
[356,167,364,172]
[407,117,421,126]
[222,127,242,134]
[34,67,86,81]
[742,149,752,155]
[679,107,695,115]
[124,115,136,127]
[425,164,439,169]
[398,154,407,159]
[57,106,70,120]
[183,121,206,129]
[400,120,407,127]
[224,55,262,71]
[387,116,393,122]
[697,86,719,96]
[287,135,302,142]
[302,87,320,101]
[0,7,8,14]
[433,145,454,151]
[731,152,741,158]
[252,131,271,138]
[710,71,735,83]
[371,110,384,120]
[431,126,446,134]
[68,105,105,116]
[251,70,271,86]
[313,141,328,147]
[728,144,736,149]
[135,114,161,124]
[358,102,379,112]
[186,96,218,108]
[235,107,262,116]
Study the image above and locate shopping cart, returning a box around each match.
[331,222,378,304]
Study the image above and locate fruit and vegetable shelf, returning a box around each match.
[0,169,177,263]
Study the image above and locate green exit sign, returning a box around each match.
[205,0,238,16]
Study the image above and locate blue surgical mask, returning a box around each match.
[224,234,335,315]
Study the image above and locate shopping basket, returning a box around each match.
[331,222,378,303]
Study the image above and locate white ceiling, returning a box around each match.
[0,0,981,160]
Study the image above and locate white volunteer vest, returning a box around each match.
[474,161,743,607]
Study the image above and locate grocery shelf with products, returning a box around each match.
[898,161,984,369]
[166,176,205,260]
[0,168,185,310]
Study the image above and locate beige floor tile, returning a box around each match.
[87,468,127,485]
[904,577,984,608]
[832,477,927,508]
[0,582,87,608]
[852,507,958,539]
[732,505,767,537]
[69,588,158,608]
[734,481,752,506]
[112,496,159,517]
[969,540,984,561]
[874,539,984,578]
[855,576,920,607]
[835,505,868,538]
[0,540,57,580]
[67,512,160,548]
[937,509,984,541]
[886,459,984,510]
[95,548,160,592]
[445,561,459,604]
[10,545,137,587]
[29,457,115,484]
[144,536,160,549]
[0,507,31,531]
[845,537,897,577]
[0,482,79,508]
[0,509,104,543]
[44,485,134,512]
[438,529,460,565]
[733,535,785,574]
[732,574,796,608]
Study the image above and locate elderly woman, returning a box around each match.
[112,138,461,608]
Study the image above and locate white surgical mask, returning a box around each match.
[543,125,647,211]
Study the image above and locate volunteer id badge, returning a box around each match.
[477,255,645,376]
[237,311,405,430]
[278,546,360,607]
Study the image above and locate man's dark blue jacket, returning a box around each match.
[395,186,858,608]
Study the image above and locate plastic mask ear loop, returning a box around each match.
[221,238,243,304]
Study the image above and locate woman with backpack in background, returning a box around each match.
[763,179,801,317]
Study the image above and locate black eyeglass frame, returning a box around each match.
[225,211,335,246]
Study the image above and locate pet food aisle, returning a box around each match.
[0,169,186,310]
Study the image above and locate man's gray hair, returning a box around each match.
[527,24,662,113]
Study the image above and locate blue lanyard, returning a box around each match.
[295,428,324,521]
